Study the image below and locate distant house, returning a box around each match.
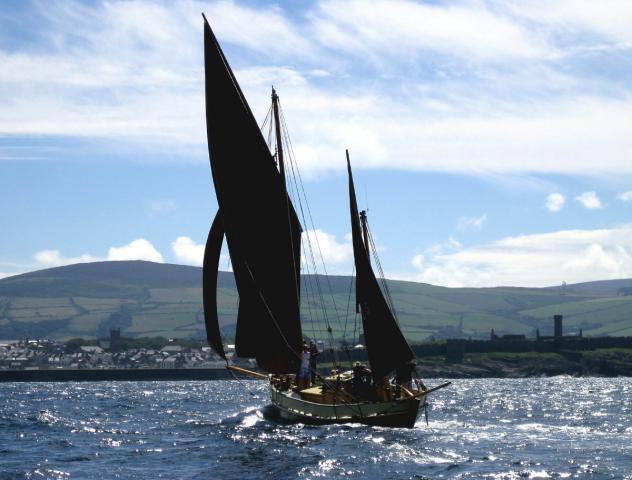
[161,345,183,354]
[10,357,30,369]
[80,346,104,354]
[161,356,183,368]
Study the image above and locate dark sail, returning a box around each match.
[347,152,414,381]
[202,210,226,361]
[203,16,303,374]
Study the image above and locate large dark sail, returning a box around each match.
[347,152,414,381]
[202,210,226,361]
[202,16,303,373]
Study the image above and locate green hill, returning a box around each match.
[1,261,631,342]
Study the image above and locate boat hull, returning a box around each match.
[268,384,424,428]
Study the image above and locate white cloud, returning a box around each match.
[457,214,487,230]
[257,86,632,176]
[508,1,632,46]
[0,272,16,279]
[409,225,632,287]
[29,230,350,273]
[574,191,603,210]
[206,1,314,58]
[33,238,164,268]
[1,0,632,177]
[302,229,352,265]
[411,254,424,270]
[312,0,554,61]
[545,192,565,212]
[107,239,164,262]
[425,237,462,256]
[171,236,205,266]
[168,229,350,271]
[0,1,311,148]
[33,250,101,268]
[618,190,632,202]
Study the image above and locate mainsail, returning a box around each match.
[347,152,415,381]
[202,16,303,374]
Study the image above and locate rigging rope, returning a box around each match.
[366,220,399,323]
[262,101,330,353]
[226,359,259,398]
[277,101,342,366]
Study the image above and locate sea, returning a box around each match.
[0,377,631,479]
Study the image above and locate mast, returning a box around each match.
[271,88,286,188]
[271,87,301,308]
[359,210,370,265]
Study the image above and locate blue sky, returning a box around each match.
[1,0,632,287]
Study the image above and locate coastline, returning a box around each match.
[0,367,247,382]
[3,352,632,382]
[416,350,632,378]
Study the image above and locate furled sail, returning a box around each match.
[202,210,226,361]
[347,152,414,381]
[202,16,303,374]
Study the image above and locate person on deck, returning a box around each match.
[376,376,391,402]
[352,362,372,399]
[297,343,311,388]
[308,341,319,384]
[395,361,416,398]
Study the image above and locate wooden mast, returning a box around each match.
[272,87,286,187]
[271,87,301,371]
[360,210,370,265]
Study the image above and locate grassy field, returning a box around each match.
[1,260,632,341]
[519,296,632,336]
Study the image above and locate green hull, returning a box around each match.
[269,383,424,428]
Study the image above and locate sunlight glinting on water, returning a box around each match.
[0,378,631,478]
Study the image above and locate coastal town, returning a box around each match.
[0,330,228,371]
[3,316,632,379]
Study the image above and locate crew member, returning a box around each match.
[352,361,372,398]
[395,361,416,398]
[308,340,319,384]
[297,343,311,388]
[376,376,391,402]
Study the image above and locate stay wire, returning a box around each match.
[342,263,355,343]
[367,223,399,323]
[226,359,259,398]
[276,115,330,349]
[278,103,340,362]
[279,107,345,336]
[263,102,326,350]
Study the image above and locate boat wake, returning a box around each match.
[219,406,265,428]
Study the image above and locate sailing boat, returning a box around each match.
[201,15,448,428]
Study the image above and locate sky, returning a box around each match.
[1,0,632,288]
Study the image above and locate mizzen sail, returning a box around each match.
[346,151,414,381]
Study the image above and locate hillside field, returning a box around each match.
[2,261,632,342]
